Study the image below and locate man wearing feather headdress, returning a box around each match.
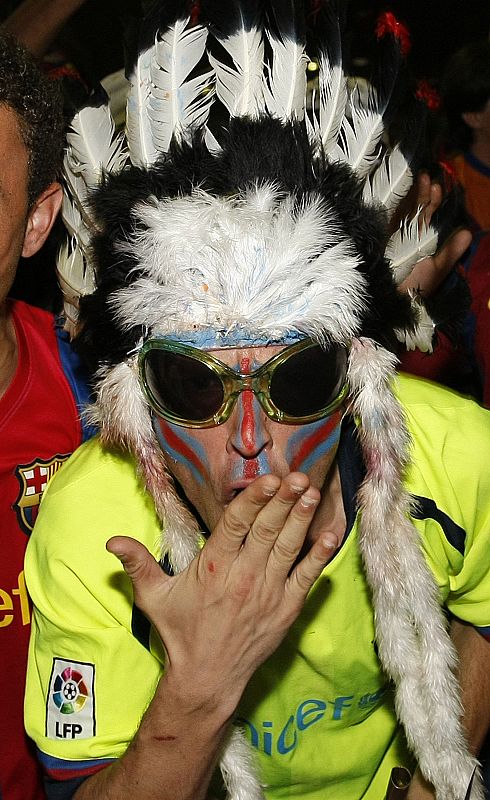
[0,32,94,800]
[24,2,490,800]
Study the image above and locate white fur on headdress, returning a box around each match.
[111,185,366,344]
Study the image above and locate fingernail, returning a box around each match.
[300,494,318,508]
[263,485,277,497]
[290,483,306,493]
[322,534,338,550]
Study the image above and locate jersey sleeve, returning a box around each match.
[24,439,164,785]
[400,375,490,635]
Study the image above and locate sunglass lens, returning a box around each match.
[269,345,346,417]
[144,350,224,422]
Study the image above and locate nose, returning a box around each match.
[227,390,272,458]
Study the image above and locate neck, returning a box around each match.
[0,303,18,400]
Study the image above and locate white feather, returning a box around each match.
[317,49,348,155]
[66,100,126,188]
[304,107,320,152]
[149,18,214,152]
[204,126,221,153]
[56,238,96,337]
[57,238,96,299]
[263,28,308,120]
[57,163,96,336]
[363,144,413,216]
[396,297,434,352]
[59,95,123,336]
[61,155,95,237]
[385,210,439,285]
[126,44,158,168]
[334,82,385,178]
[208,14,264,117]
[60,186,84,243]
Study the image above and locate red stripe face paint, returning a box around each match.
[240,356,256,453]
[287,411,342,474]
[155,419,209,486]
[233,390,271,472]
[226,354,271,481]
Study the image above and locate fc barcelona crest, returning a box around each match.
[14,455,70,534]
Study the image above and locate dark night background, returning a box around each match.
[2,0,487,86]
[347,0,489,82]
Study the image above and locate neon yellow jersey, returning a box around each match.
[24,374,490,797]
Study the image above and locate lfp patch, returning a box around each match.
[46,659,95,740]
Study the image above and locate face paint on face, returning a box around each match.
[228,354,272,483]
[286,410,342,474]
[154,417,210,487]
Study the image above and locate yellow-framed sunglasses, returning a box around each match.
[138,337,349,428]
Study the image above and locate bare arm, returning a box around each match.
[399,227,472,300]
[398,171,472,300]
[407,619,490,799]
[73,473,339,800]
[451,619,490,754]
[1,0,87,58]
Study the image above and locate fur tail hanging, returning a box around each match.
[219,726,265,800]
[347,338,483,800]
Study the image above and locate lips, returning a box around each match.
[223,479,256,504]
[222,456,272,504]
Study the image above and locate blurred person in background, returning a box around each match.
[0,33,93,799]
[439,39,490,233]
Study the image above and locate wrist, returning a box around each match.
[156,666,242,728]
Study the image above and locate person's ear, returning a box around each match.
[461,110,482,131]
[21,181,63,258]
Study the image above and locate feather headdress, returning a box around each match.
[57,2,480,799]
